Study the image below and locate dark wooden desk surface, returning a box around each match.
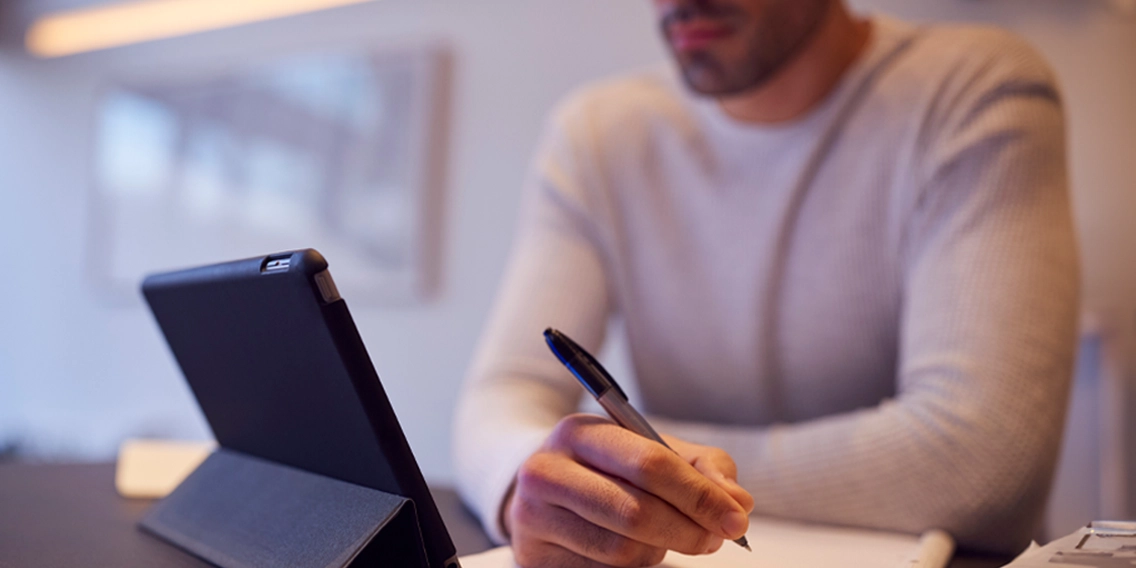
[0,462,1010,567]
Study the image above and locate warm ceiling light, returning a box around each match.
[26,0,376,58]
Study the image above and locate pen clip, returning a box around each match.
[552,330,629,401]
[577,346,628,400]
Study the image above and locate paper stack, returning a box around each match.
[1003,521,1136,567]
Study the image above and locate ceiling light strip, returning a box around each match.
[26,0,375,58]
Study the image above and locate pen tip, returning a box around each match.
[735,536,751,552]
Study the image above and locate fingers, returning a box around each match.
[700,472,754,515]
[694,467,754,514]
[516,451,721,555]
[507,414,750,568]
[512,542,612,568]
[511,493,667,568]
[552,416,750,540]
[664,435,737,478]
[666,437,755,513]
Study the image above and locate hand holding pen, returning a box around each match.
[497,329,754,568]
[545,328,753,553]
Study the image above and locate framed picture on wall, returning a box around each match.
[87,44,450,305]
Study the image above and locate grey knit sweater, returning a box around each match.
[454,16,1079,555]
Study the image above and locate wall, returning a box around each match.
[0,0,666,477]
[0,0,1133,506]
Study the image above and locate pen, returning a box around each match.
[543,327,752,553]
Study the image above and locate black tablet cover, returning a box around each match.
[142,249,458,568]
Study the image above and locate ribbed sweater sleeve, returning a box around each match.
[648,56,1079,553]
[452,109,613,544]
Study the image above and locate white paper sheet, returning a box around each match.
[459,517,954,568]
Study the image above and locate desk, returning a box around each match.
[0,462,1010,567]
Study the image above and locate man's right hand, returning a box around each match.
[502,414,754,567]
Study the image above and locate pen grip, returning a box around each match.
[597,391,673,451]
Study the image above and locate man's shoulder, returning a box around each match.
[869,17,1062,141]
[547,67,697,145]
[895,19,1058,92]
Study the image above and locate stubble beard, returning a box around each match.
[667,0,832,97]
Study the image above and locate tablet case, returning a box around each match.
[141,250,459,568]
[140,449,429,568]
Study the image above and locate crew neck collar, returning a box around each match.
[680,14,910,142]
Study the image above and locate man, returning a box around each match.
[454,0,1079,566]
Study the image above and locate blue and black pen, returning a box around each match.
[543,327,752,552]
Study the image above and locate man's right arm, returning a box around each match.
[452,100,751,567]
[451,104,615,544]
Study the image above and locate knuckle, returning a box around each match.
[631,446,669,478]
[616,495,650,533]
[510,494,540,527]
[602,537,650,567]
[514,459,541,491]
[547,424,573,450]
[515,454,557,496]
[549,414,589,448]
[690,484,721,519]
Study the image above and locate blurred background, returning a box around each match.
[0,0,1133,539]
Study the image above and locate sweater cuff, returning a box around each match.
[465,431,549,545]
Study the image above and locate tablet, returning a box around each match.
[142,249,460,568]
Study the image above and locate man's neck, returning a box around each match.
[719,4,872,124]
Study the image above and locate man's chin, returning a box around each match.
[677,53,784,98]
[679,66,754,98]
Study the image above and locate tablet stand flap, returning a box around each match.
[139,449,429,568]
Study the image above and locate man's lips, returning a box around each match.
[667,19,733,51]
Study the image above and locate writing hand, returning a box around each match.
[502,414,754,567]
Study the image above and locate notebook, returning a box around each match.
[459,517,954,568]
